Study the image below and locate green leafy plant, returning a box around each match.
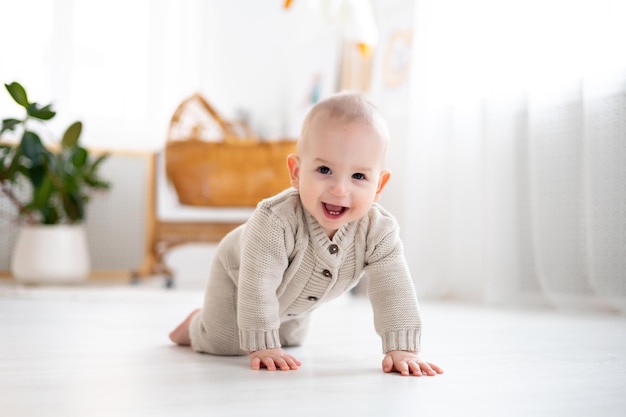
[0,81,110,225]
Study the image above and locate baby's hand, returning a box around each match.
[382,350,444,377]
[248,348,301,371]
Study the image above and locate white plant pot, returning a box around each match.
[11,224,91,285]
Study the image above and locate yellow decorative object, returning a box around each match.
[357,42,372,57]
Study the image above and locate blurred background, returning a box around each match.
[1,0,624,313]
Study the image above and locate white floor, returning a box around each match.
[1,282,625,417]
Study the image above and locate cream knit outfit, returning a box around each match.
[189,188,422,355]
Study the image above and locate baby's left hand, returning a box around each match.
[382,350,444,377]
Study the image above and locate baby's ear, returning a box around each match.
[286,154,301,188]
[374,169,391,202]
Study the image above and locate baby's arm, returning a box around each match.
[248,348,301,371]
[236,211,293,369]
[382,350,444,377]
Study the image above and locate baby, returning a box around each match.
[169,92,443,377]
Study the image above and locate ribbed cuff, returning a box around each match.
[381,329,421,353]
[239,328,282,352]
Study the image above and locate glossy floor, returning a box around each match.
[1,284,625,417]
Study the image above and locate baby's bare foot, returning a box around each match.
[169,308,200,346]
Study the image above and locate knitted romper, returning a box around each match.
[189,188,422,355]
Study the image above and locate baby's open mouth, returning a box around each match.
[323,203,347,216]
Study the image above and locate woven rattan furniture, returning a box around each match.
[134,94,295,287]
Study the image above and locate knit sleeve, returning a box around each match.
[365,214,422,354]
[236,205,291,352]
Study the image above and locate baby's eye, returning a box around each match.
[352,173,366,180]
[317,166,331,175]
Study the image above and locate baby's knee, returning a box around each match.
[189,315,245,356]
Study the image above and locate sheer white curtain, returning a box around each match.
[404,0,626,312]
[0,0,228,151]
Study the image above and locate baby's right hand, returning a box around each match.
[248,348,301,371]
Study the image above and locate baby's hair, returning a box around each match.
[299,91,389,153]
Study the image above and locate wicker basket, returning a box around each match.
[165,93,296,207]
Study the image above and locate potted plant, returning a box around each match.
[0,81,110,284]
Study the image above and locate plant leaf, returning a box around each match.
[5,82,29,107]
[32,173,54,209]
[83,175,111,189]
[27,103,56,120]
[28,164,47,188]
[62,167,80,194]
[84,153,111,188]
[62,121,82,149]
[90,153,110,171]
[1,118,22,134]
[41,206,60,225]
[20,131,47,164]
[62,190,84,222]
[71,146,88,168]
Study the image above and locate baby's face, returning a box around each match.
[288,116,390,239]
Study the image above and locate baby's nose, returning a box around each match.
[329,178,349,196]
